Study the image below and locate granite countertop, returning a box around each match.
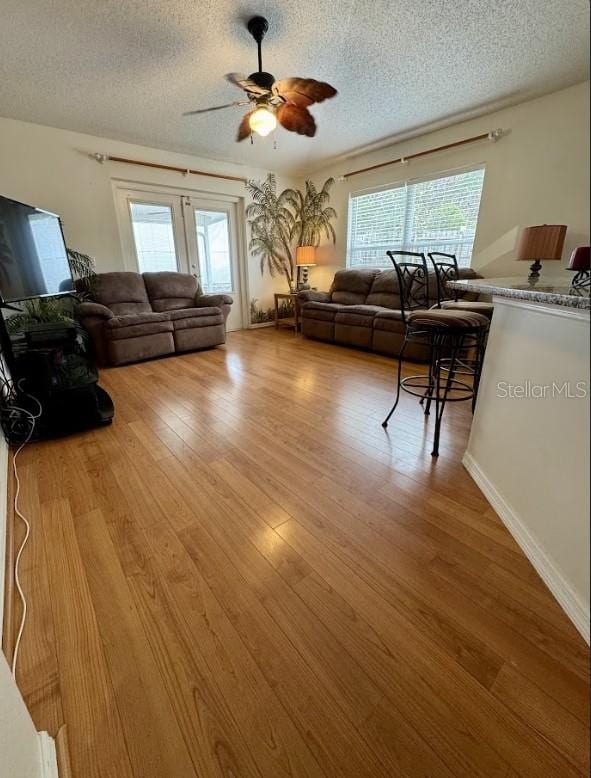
[448,276,591,310]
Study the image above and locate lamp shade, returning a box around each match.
[567,246,590,271]
[516,224,566,262]
[296,246,316,266]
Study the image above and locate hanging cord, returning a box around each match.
[1,381,43,677]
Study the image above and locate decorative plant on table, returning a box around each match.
[246,174,337,296]
[4,248,96,333]
[66,248,96,297]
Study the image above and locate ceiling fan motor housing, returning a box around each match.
[248,71,275,91]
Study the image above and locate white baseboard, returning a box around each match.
[463,451,590,644]
[38,732,59,778]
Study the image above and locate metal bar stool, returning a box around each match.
[381,251,490,457]
[428,252,494,319]
[427,252,493,412]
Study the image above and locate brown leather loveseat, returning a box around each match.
[298,266,482,360]
[76,271,232,366]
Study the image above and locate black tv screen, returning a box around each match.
[0,195,73,302]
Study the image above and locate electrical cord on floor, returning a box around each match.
[0,380,43,677]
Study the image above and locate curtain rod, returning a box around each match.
[341,128,505,180]
[92,153,248,184]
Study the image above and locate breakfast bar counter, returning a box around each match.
[449,277,590,642]
[450,275,591,309]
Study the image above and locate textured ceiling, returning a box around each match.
[0,0,589,175]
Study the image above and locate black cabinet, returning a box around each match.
[5,322,114,440]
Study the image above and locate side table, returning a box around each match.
[274,292,300,332]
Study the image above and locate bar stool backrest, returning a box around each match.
[428,252,460,307]
[386,251,429,323]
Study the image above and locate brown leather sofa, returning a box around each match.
[76,271,232,366]
[298,267,482,360]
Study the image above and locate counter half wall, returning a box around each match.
[451,278,590,642]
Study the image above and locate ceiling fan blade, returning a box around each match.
[237,110,254,142]
[277,104,316,137]
[226,72,270,96]
[272,78,337,108]
[183,101,248,116]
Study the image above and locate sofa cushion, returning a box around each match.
[329,269,379,305]
[167,306,221,321]
[338,304,384,317]
[373,309,404,333]
[105,312,170,329]
[90,272,152,316]
[173,314,224,330]
[301,301,349,321]
[366,270,402,309]
[104,312,173,340]
[143,271,199,312]
[334,305,384,328]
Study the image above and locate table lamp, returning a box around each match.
[296,246,316,290]
[516,224,566,279]
[566,246,590,289]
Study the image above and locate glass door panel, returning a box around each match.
[184,198,243,332]
[129,201,179,273]
[195,210,233,294]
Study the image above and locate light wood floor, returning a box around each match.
[7,329,589,777]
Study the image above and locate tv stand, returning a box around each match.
[5,321,114,440]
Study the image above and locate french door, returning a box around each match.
[116,187,244,331]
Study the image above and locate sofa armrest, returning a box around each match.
[195,294,233,308]
[297,290,330,303]
[76,301,113,319]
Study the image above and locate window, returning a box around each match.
[347,167,485,268]
[129,202,179,273]
[194,210,233,293]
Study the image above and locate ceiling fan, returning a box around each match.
[183,16,337,141]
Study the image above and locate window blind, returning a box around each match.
[347,167,485,268]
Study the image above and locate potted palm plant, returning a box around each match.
[4,248,96,334]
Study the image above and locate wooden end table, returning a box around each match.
[274,292,300,333]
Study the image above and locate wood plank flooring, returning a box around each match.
[8,329,590,777]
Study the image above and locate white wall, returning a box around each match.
[306,81,590,292]
[0,650,49,778]
[0,82,589,314]
[0,117,299,321]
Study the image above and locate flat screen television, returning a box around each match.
[0,195,73,303]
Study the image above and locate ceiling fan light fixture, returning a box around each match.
[182,15,337,141]
[249,106,277,137]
